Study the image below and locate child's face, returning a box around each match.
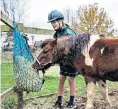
[51,20,62,30]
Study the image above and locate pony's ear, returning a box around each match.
[40,42,47,48]
[40,39,55,48]
[50,38,57,47]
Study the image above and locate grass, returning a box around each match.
[23,66,86,98]
[1,60,14,92]
[1,61,118,109]
[24,75,86,99]
[1,61,118,98]
[1,61,86,98]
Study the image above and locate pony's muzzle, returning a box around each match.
[32,61,52,70]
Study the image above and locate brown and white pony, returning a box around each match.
[32,34,118,109]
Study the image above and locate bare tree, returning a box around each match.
[76,3,117,36]
[63,8,78,32]
[63,8,71,24]
[1,0,30,22]
[1,0,30,51]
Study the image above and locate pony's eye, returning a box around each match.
[49,49,52,52]
[43,49,52,53]
[43,50,48,53]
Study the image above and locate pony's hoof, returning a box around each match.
[85,105,94,109]
[105,101,112,107]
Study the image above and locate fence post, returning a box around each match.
[15,23,24,104]
[17,90,23,102]
[16,90,23,109]
[17,23,24,33]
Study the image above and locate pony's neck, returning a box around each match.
[53,36,70,64]
[57,36,70,55]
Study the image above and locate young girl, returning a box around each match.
[48,10,79,108]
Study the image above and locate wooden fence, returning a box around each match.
[0,10,54,35]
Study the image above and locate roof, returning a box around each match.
[34,41,42,47]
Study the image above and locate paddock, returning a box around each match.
[1,10,118,109]
[1,52,118,109]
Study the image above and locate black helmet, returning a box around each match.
[48,10,64,23]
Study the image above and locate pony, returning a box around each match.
[32,34,118,109]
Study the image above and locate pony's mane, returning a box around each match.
[40,36,70,49]
[67,33,91,60]
[55,33,91,66]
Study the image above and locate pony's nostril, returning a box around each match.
[32,64,34,68]
[40,64,43,68]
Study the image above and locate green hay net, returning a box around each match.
[13,21,44,92]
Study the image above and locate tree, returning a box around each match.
[76,3,117,36]
[1,0,30,51]
[63,8,78,32]
[1,0,29,22]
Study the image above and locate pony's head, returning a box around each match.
[32,38,57,70]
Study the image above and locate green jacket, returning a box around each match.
[53,24,77,74]
[53,24,77,38]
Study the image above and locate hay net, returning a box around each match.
[13,21,43,92]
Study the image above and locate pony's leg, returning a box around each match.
[97,80,112,107]
[84,76,96,109]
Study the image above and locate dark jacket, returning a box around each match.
[53,24,77,75]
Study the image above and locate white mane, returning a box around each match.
[84,34,100,66]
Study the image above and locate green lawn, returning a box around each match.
[1,61,14,92]
[24,74,86,99]
[1,61,117,99]
[1,61,86,98]
[21,66,86,98]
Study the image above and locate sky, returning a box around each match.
[1,0,118,43]
[25,0,118,32]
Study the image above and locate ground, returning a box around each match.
[76,90,118,109]
[12,88,118,109]
[1,63,118,109]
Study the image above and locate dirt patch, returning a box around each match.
[12,89,118,109]
[76,90,118,109]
